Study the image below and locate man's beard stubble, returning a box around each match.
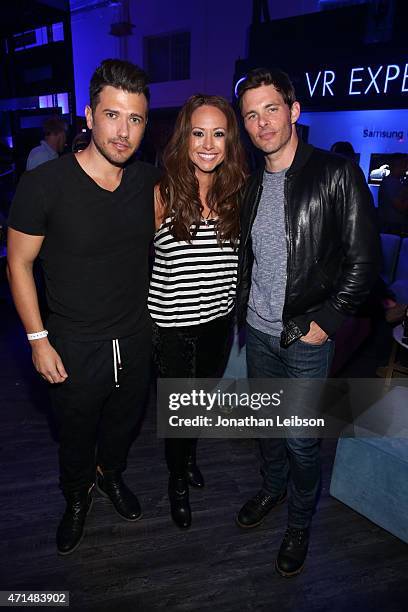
[92,135,135,168]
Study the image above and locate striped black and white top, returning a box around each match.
[148,217,238,327]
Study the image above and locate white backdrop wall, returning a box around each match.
[71,0,323,114]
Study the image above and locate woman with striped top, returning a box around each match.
[149,94,246,529]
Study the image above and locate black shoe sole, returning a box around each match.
[96,481,142,522]
[57,531,85,556]
[235,493,288,529]
[57,497,94,556]
[275,559,305,577]
[236,516,265,529]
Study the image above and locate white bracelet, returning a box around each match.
[27,330,48,340]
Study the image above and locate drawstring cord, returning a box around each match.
[112,339,123,388]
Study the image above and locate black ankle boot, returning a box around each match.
[168,476,191,529]
[185,441,204,488]
[275,527,310,577]
[236,489,287,529]
[56,488,93,555]
[186,459,205,489]
[96,470,142,522]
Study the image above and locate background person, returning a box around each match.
[378,152,408,235]
[71,130,91,153]
[329,140,356,160]
[26,116,67,171]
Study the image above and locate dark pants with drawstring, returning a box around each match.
[48,326,152,497]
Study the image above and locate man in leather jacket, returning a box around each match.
[235,67,380,577]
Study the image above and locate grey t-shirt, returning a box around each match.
[247,168,288,336]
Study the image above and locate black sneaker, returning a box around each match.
[275,527,310,577]
[236,489,287,528]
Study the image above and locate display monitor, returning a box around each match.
[368,153,394,185]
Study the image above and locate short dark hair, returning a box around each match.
[89,59,150,111]
[330,141,356,159]
[237,67,296,109]
[43,116,66,136]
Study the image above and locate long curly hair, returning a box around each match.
[159,94,247,246]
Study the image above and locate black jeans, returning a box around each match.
[49,326,152,496]
[153,313,233,477]
[246,324,335,529]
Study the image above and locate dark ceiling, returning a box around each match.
[1,1,70,38]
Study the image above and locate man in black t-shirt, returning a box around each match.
[7,60,159,555]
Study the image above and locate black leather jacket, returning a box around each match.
[237,139,381,347]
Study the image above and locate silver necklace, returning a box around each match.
[202,210,215,226]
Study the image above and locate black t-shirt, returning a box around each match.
[8,153,160,340]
